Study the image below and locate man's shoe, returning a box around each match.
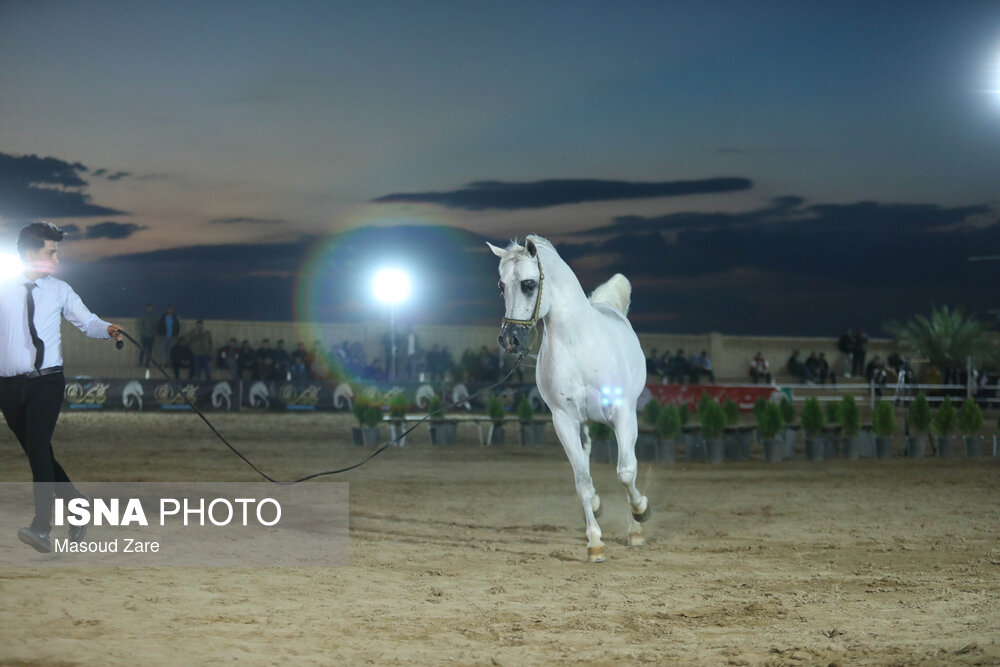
[67,495,91,543]
[68,523,87,542]
[18,526,51,553]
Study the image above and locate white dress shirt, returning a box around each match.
[0,273,111,377]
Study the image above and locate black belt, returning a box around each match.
[0,366,63,381]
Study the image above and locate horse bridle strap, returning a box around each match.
[501,256,544,328]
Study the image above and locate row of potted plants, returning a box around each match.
[351,393,548,447]
[607,392,991,464]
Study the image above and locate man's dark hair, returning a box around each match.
[17,221,66,258]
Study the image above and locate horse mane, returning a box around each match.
[512,235,632,316]
[589,274,632,316]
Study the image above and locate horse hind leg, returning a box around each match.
[614,410,650,548]
[579,423,602,519]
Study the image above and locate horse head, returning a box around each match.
[488,236,547,354]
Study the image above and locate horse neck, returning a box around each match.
[538,246,590,333]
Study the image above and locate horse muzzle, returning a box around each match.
[499,322,531,354]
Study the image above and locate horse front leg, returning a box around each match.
[614,409,650,547]
[552,411,605,562]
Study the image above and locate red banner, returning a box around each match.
[645,384,785,412]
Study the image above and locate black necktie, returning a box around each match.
[25,283,44,371]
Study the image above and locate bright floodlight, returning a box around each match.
[373,268,411,305]
[0,252,24,281]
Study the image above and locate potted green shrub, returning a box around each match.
[840,395,861,460]
[872,399,895,459]
[756,402,785,463]
[933,396,958,458]
[958,398,984,458]
[678,403,702,462]
[589,421,616,464]
[517,395,546,446]
[801,397,826,462]
[351,396,383,446]
[780,397,797,459]
[722,399,743,460]
[699,398,727,464]
[823,400,841,459]
[906,392,931,458]
[427,395,457,446]
[655,403,681,463]
[388,392,410,447]
[636,399,661,462]
[486,395,506,445]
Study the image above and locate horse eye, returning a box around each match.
[520,280,536,294]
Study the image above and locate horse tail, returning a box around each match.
[589,273,631,316]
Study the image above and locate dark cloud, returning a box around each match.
[93,168,132,181]
[209,216,288,225]
[0,151,127,220]
[80,222,147,240]
[371,177,753,210]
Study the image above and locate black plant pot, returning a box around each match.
[842,436,860,460]
[805,436,824,462]
[636,431,659,462]
[762,438,782,463]
[936,435,955,458]
[905,435,925,458]
[518,422,546,446]
[352,426,381,447]
[963,435,983,458]
[488,424,505,446]
[657,439,676,464]
[685,433,706,463]
[706,439,724,464]
[429,422,457,446]
[875,435,893,459]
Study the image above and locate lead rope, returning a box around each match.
[116,330,530,484]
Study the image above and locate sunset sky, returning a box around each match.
[2,1,1000,335]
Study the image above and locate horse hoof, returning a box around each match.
[628,532,646,547]
[587,546,606,563]
[632,504,651,523]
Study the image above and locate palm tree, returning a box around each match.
[884,306,994,373]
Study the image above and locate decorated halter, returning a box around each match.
[501,255,545,328]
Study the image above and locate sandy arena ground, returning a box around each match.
[0,411,998,665]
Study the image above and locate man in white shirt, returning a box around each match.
[0,222,123,553]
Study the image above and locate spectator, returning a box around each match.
[852,328,869,378]
[749,352,772,384]
[690,350,715,384]
[138,303,157,367]
[217,337,240,381]
[837,329,854,378]
[786,350,811,384]
[427,344,445,382]
[169,336,193,380]
[866,354,888,396]
[273,339,291,380]
[440,346,454,381]
[289,345,309,384]
[817,352,833,385]
[257,339,277,381]
[157,305,181,366]
[237,339,257,381]
[188,319,214,382]
[667,349,690,384]
[479,346,500,383]
[805,352,821,383]
[645,349,661,380]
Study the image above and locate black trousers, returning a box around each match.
[0,372,76,532]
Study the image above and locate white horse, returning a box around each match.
[488,235,650,562]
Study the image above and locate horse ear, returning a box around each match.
[526,239,537,258]
[486,242,506,258]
